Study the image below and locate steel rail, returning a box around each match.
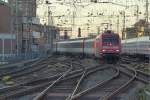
[0,62,88,94]
[33,64,107,100]
[11,65,99,98]
[0,57,72,88]
[0,67,84,99]
[0,62,100,99]
[66,66,109,100]
[0,59,75,99]
[33,63,73,100]
[0,55,69,79]
[120,64,150,84]
[70,66,119,100]
[0,58,44,78]
[101,65,137,100]
[35,64,111,100]
[66,71,86,100]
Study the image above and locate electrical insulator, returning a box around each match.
[91,0,97,3]
[46,1,49,4]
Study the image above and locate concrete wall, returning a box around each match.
[0,39,16,54]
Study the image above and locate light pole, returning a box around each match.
[46,1,55,53]
[2,38,5,62]
[71,0,77,38]
[145,0,149,22]
[15,0,19,56]
[10,2,13,56]
[136,5,139,21]
[28,17,33,58]
[117,15,120,33]
[120,11,126,40]
[48,6,54,25]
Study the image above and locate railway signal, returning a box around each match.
[64,30,68,39]
[78,27,81,37]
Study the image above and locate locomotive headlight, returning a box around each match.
[116,50,120,52]
[102,49,106,52]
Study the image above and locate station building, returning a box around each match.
[8,0,59,56]
[0,0,60,63]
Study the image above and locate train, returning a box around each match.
[121,36,150,60]
[53,30,121,62]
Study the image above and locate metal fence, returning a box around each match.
[0,52,48,64]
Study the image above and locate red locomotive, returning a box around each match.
[53,30,121,62]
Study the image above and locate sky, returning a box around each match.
[37,0,150,38]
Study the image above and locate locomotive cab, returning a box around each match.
[98,31,121,62]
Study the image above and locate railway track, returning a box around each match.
[4,63,147,100]
[120,56,150,83]
[0,59,88,99]
[0,61,72,99]
[0,55,149,100]
[2,55,97,85]
[0,62,103,100]
[12,62,70,84]
[0,58,39,74]
[66,64,135,100]
[32,64,118,100]
[31,63,149,100]
[0,58,43,78]
[0,55,65,78]
[0,56,73,86]
[120,64,150,84]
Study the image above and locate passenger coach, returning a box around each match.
[121,36,150,60]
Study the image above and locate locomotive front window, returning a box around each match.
[102,36,119,45]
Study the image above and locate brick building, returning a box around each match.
[0,0,60,63]
[0,1,16,61]
[8,0,59,54]
[8,0,37,54]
